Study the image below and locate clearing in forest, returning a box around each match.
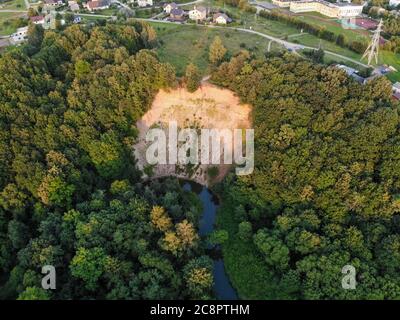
[134,82,252,186]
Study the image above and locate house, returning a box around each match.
[68,0,80,11]
[335,64,366,84]
[169,8,185,21]
[30,15,45,24]
[189,6,207,21]
[137,0,152,7]
[389,0,400,7]
[86,0,110,11]
[164,2,178,13]
[213,13,232,24]
[10,26,28,45]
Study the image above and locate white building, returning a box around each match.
[164,2,178,13]
[189,6,207,21]
[137,0,152,6]
[213,13,232,24]
[30,15,45,24]
[273,0,363,17]
[10,26,28,45]
[68,0,80,11]
[389,0,400,7]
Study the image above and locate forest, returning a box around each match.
[212,51,400,299]
[0,21,214,299]
[1,18,400,300]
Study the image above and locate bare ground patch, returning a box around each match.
[134,82,252,186]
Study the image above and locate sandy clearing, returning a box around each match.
[133,82,252,186]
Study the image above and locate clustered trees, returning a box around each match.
[258,10,368,54]
[0,22,214,299]
[212,51,400,299]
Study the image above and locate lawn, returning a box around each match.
[296,13,370,43]
[380,51,400,83]
[151,22,283,76]
[0,12,25,36]
[0,0,26,10]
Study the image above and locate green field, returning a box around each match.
[380,51,400,82]
[0,0,26,10]
[296,12,370,43]
[0,12,25,36]
[151,22,283,76]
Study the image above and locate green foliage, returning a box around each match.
[209,36,227,65]
[0,22,211,300]
[237,221,252,241]
[185,63,201,93]
[70,247,107,291]
[17,286,51,300]
[213,52,400,299]
[208,229,229,245]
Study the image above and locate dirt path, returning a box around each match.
[133,82,252,186]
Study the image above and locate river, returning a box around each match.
[182,182,238,300]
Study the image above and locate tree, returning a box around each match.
[27,23,44,53]
[176,219,198,248]
[185,63,201,92]
[208,229,229,245]
[238,221,252,241]
[17,286,50,300]
[209,36,227,65]
[150,206,173,232]
[70,247,107,290]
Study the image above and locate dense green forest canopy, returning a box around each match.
[212,51,400,299]
[1,18,400,300]
[0,22,215,299]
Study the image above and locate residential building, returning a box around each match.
[164,2,178,13]
[335,64,366,84]
[86,0,110,11]
[10,26,28,45]
[68,0,80,11]
[272,0,291,7]
[272,0,363,17]
[189,6,207,21]
[213,13,232,24]
[45,0,62,6]
[30,15,45,24]
[137,0,153,7]
[169,8,185,21]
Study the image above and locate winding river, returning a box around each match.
[182,182,238,300]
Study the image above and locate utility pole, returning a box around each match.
[361,19,383,66]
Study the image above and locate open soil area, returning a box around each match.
[134,82,252,186]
